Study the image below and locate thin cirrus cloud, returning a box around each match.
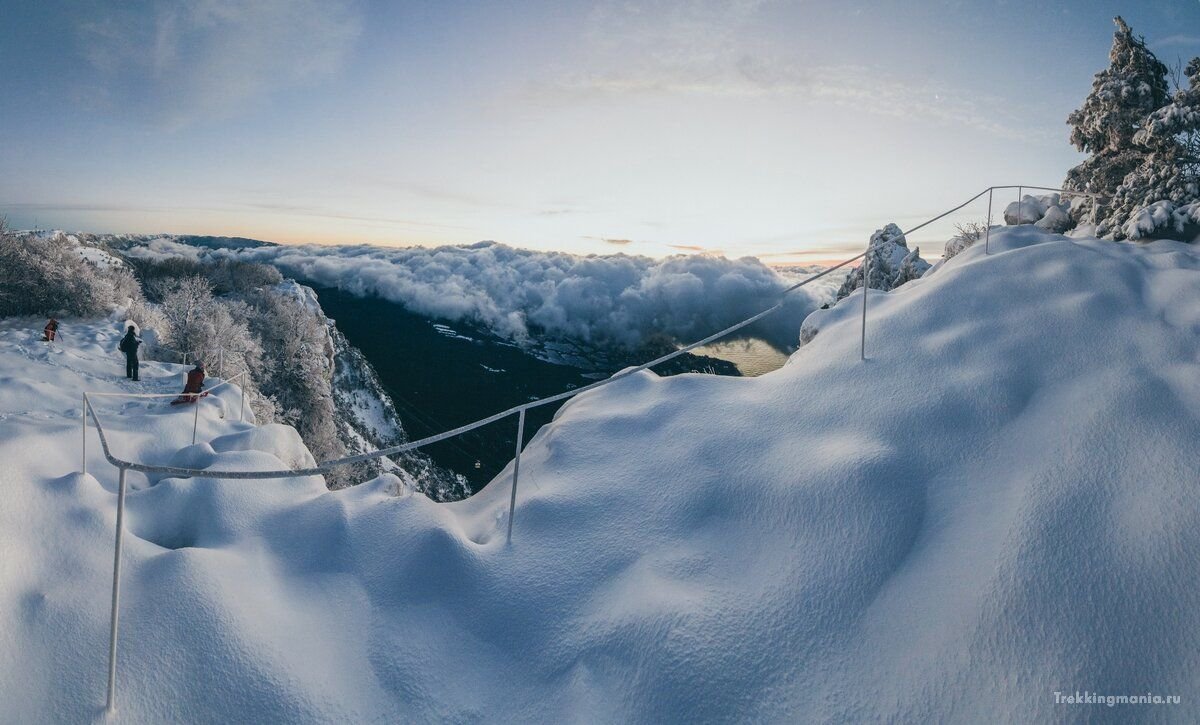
[74,0,362,126]
[541,60,1036,141]
[1152,35,1200,48]
[534,0,1037,140]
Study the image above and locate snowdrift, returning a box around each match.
[1,225,1198,722]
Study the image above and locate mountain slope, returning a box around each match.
[0,225,1197,721]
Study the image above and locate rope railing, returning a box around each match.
[145,342,230,375]
[85,183,1100,713]
[82,371,248,476]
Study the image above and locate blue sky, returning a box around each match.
[2,0,1198,261]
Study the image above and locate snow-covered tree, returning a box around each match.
[159,276,216,351]
[1064,17,1171,229]
[1102,57,1200,239]
[0,224,122,317]
[247,289,346,475]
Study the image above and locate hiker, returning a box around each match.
[171,362,208,405]
[42,318,58,342]
[118,326,141,381]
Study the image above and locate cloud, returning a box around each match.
[1153,35,1200,48]
[136,239,841,349]
[529,0,1033,140]
[75,0,362,125]
[545,60,1032,139]
[586,237,635,245]
[123,237,207,261]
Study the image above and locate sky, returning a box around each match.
[2,0,1199,263]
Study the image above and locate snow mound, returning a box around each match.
[1,225,1199,721]
[210,423,317,471]
[1004,192,1075,231]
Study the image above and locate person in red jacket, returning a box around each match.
[42,318,58,342]
[171,362,208,405]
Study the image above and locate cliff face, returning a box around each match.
[328,323,471,501]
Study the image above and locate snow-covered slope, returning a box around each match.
[1,225,1198,721]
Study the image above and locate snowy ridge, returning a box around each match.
[2,219,1198,720]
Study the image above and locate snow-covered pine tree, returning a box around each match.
[1064,16,1170,233]
[1105,57,1200,240]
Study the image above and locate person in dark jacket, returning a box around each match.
[171,362,207,405]
[117,326,141,381]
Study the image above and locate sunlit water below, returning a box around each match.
[690,337,792,377]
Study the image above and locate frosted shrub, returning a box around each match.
[0,223,118,317]
[943,222,986,260]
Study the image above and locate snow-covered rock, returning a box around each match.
[1004,192,1074,231]
[1,224,1199,721]
[835,223,931,301]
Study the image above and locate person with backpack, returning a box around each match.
[42,318,58,342]
[118,326,141,381]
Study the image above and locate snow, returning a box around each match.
[1004,192,1074,231]
[76,244,126,270]
[1,225,1199,720]
[1124,199,1200,241]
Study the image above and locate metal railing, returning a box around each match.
[82,370,249,475]
[146,343,230,376]
[82,183,1099,713]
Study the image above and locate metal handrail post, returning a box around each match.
[985,187,993,254]
[105,465,128,714]
[192,402,201,445]
[860,246,870,361]
[506,408,527,544]
[81,395,88,475]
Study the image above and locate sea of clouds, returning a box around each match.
[126,239,842,350]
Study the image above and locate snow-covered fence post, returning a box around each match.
[192,401,201,445]
[506,407,527,544]
[105,465,129,714]
[985,187,994,254]
[1090,195,1100,228]
[218,348,224,379]
[81,395,88,475]
[860,246,870,361]
[182,350,188,366]
[239,375,246,422]
[1016,186,1023,225]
